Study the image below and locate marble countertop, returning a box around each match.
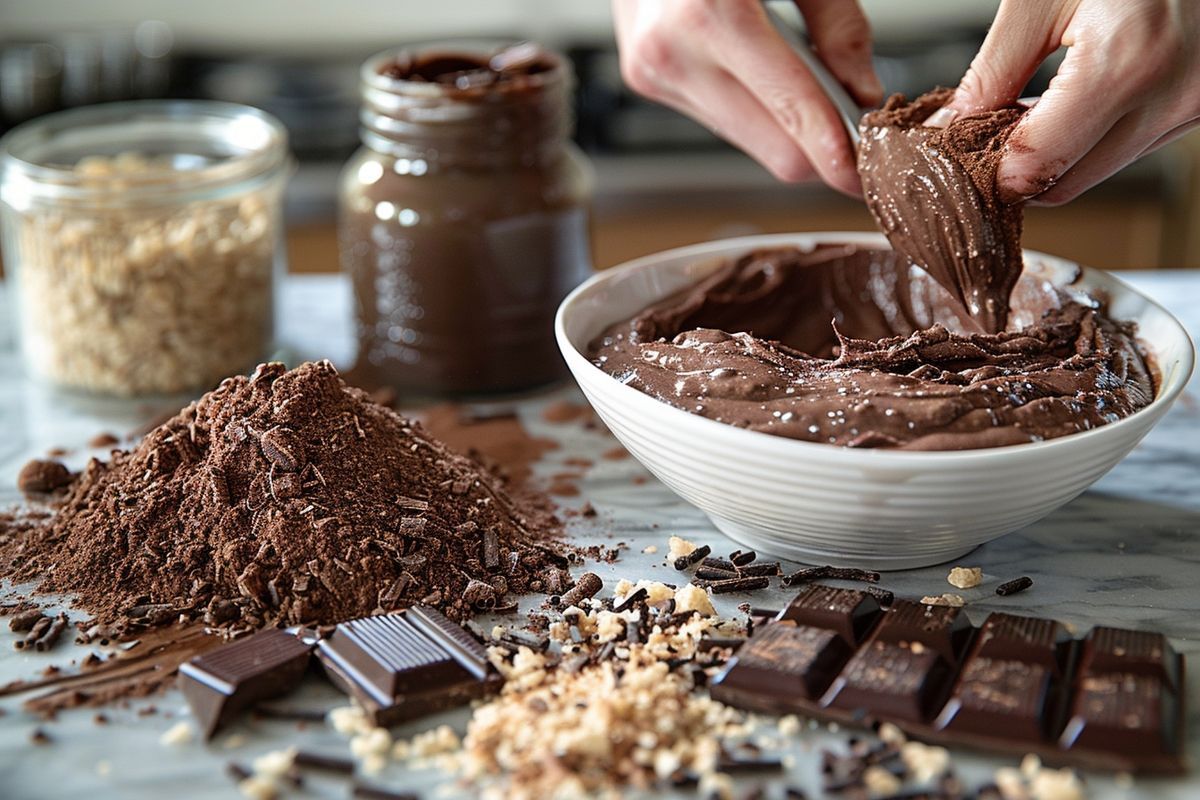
[0,270,1197,799]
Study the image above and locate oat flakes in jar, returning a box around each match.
[0,101,291,396]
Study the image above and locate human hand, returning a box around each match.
[942,0,1200,205]
[612,0,883,195]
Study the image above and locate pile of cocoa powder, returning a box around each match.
[0,361,570,637]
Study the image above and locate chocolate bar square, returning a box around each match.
[778,585,882,645]
[712,622,853,706]
[179,628,313,739]
[316,607,502,726]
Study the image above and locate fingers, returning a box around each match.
[660,65,821,183]
[613,0,864,196]
[993,0,1190,205]
[946,0,1073,117]
[994,38,1139,203]
[706,4,862,195]
[1139,116,1200,158]
[1034,106,1200,205]
[792,0,883,106]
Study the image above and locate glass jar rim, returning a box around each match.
[0,99,291,205]
[360,39,569,101]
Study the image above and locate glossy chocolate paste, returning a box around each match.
[341,45,591,397]
[858,89,1025,333]
[589,245,1154,450]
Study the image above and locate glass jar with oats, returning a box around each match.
[0,101,291,396]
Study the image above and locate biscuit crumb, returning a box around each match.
[921,593,965,607]
[901,741,950,783]
[864,765,903,795]
[252,747,296,779]
[237,776,279,800]
[673,584,715,616]
[948,566,983,589]
[642,545,658,554]
[667,536,697,561]
[159,721,193,747]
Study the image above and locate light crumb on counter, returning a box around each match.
[237,775,279,800]
[159,721,194,747]
[921,593,966,607]
[667,535,697,561]
[327,705,372,736]
[878,721,906,745]
[251,747,296,779]
[947,566,983,589]
[901,741,950,783]
[776,715,801,736]
[673,584,715,616]
[642,545,658,554]
[864,764,903,795]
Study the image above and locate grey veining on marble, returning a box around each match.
[0,272,1197,799]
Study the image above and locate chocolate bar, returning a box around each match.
[711,588,1186,774]
[179,628,314,738]
[316,605,502,726]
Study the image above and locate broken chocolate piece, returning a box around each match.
[178,628,314,739]
[316,609,502,726]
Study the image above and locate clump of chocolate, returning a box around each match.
[858,88,1027,333]
[0,361,566,634]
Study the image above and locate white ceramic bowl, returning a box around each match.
[556,232,1195,569]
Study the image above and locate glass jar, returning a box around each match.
[0,100,291,396]
[339,42,593,397]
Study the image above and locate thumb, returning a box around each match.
[793,0,883,106]
[946,0,1074,116]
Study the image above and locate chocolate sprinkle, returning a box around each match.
[995,576,1033,596]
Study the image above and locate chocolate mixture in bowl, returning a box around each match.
[0,361,568,635]
[858,89,1026,333]
[589,245,1154,450]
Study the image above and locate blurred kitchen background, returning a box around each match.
[3,0,1198,274]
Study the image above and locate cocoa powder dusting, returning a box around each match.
[0,361,567,635]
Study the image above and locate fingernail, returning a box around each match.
[923,107,958,128]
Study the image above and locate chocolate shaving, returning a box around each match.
[673,545,711,571]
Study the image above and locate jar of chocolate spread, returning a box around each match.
[339,42,593,397]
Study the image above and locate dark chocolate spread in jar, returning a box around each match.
[339,42,593,396]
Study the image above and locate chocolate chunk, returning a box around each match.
[707,576,770,594]
[934,612,1074,740]
[612,587,649,613]
[1057,626,1184,762]
[294,750,355,775]
[406,604,490,679]
[352,784,419,800]
[17,459,73,494]
[673,545,711,571]
[178,628,314,738]
[872,601,974,666]
[318,614,464,703]
[713,623,853,703]
[316,609,502,726]
[937,655,1058,741]
[996,576,1033,596]
[1077,627,1180,690]
[779,585,882,645]
[1060,673,1181,759]
[737,562,782,578]
[695,565,739,581]
[973,613,1071,673]
[560,572,603,607]
[824,638,957,723]
[701,556,737,572]
[729,550,757,567]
